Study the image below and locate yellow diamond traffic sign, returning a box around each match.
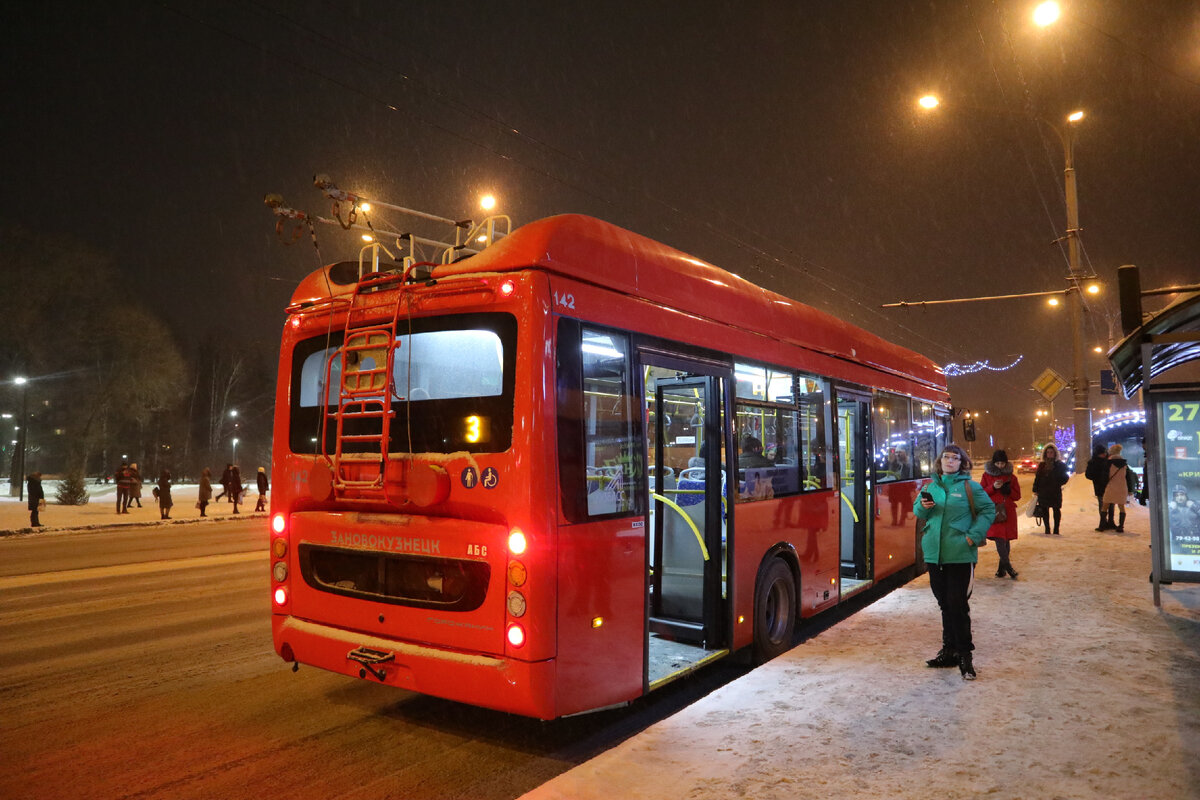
[1032,368,1068,402]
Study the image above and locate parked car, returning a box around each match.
[1017,458,1038,474]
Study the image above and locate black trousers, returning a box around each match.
[928,562,975,655]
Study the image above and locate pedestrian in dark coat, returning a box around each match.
[255,466,268,512]
[981,450,1022,579]
[115,461,134,514]
[1031,444,1069,535]
[230,464,243,514]
[1085,444,1111,530]
[216,464,233,502]
[26,472,44,527]
[198,467,213,517]
[157,469,173,520]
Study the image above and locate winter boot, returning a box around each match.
[995,564,1005,578]
[959,652,977,681]
[1105,506,1115,529]
[1005,562,1019,579]
[925,648,959,668]
[1116,511,1126,533]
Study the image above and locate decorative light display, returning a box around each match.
[943,355,1024,377]
[1093,410,1146,435]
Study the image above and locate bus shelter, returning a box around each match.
[1109,285,1200,605]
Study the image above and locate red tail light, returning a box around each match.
[273,587,288,606]
[506,623,525,648]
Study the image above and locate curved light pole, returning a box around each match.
[917,96,1091,472]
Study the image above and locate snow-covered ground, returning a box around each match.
[0,479,266,533]
[521,478,1200,800]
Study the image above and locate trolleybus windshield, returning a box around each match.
[288,312,517,455]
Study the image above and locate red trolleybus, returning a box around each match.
[269,213,949,719]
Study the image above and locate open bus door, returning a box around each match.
[835,387,874,596]
[641,357,730,688]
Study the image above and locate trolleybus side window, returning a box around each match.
[913,401,937,478]
[732,363,829,499]
[797,374,830,490]
[556,319,642,521]
[873,393,912,482]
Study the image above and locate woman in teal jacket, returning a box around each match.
[913,444,995,680]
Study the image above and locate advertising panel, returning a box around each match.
[1158,398,1200,576]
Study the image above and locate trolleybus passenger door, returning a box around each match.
[642,363,728,669]
[835,388,874,592]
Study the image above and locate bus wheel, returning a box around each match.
[753,558,796,663]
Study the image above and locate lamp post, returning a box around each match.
[1038,111,1090,472]
[14,376,28,501]
[916,93,1091,473]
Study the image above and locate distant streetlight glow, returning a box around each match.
[1086,283,1100,294]
[1048,297,1060,307]
[480,194,496,211]
[918,95,939,109]
[1093,346,1103,353]
[361,234,374,242]
[359,202,371,212]
[1033,1,1060,27]
[1067,110,1084,123]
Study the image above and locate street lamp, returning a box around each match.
[14,377,27,501]
[917,94,1092,473]
[1038,110,1091,473]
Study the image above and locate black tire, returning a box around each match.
[753,558,796,663]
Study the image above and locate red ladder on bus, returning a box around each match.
[323,270,408,499]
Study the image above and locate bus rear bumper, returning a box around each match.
[273,615,558,719]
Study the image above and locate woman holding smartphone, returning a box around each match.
[914,444,995,680]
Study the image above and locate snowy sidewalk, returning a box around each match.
[0,481,266,535]
[521,479,1200,800]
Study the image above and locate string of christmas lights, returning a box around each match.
[943,355,1024,377]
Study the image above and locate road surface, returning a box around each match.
[0,521,746,800]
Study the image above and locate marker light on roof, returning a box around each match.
[499,280,516,297]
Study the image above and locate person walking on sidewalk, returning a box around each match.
[914,444,994,681]
[1102,444,1137,532]
[981,449,1021,579]
[156,469,173,520]
[229,464,243,514]
[198,467,213,517]
[1032,444,1069,535]
[216,464,233,503]
[26,472,44,527]
[254,466,268,512]
[128,462,143,509]
[1085,444,1111,530]
[114,461,134,514]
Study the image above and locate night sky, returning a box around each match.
[4,1,1198,449]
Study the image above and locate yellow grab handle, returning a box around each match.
[839,490,859,522]
[650,492,709,561]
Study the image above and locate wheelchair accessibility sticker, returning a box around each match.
[461,466,500,489]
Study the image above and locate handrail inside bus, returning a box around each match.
[650,492,709,561]
[839,491,860,522]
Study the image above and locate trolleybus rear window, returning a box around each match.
[289,312,517,455]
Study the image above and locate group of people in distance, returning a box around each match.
[914,439,1139,683]
[111,461,268,520]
